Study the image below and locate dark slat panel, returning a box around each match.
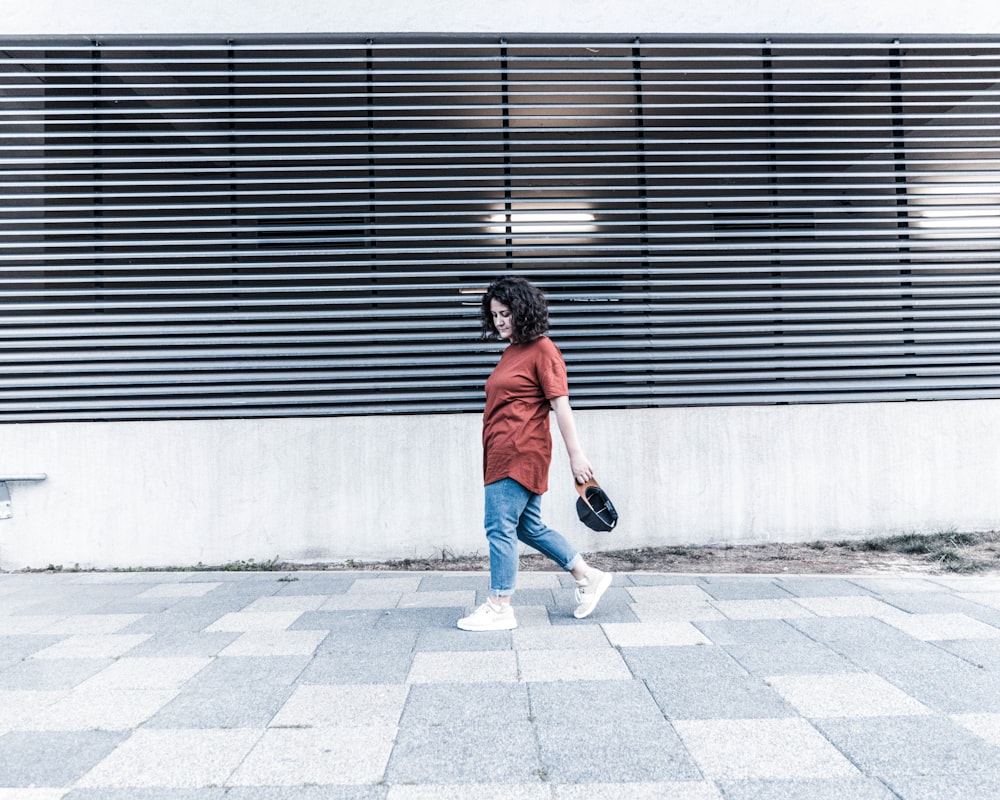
[2,35,1000,420]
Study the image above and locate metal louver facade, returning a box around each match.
[2,35,1000,421]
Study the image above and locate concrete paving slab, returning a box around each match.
[387,786,549,800]
[674,718,860,779]
[623,646,795,719]
[884,773,1000,800]
[2,570,1000,797]
[269,684,408,728]
[75,657,211,691]
[513,624,610,650]
[26,688,179,731]
[602,621,711,647]
[134,582,224,598]
[36,615,147,636]
[935,637,1000,669]
[386,682,539,784]
[813,715,1000,782]
[551,782,723,800]
[696,619,857,674]
[709,598,818,620]
[406,650,518,683]
[29,634,151,660]
[790,595,907,619]
[0,689,67,733]
[65,790,229,800]
[229,726,397,786]
[766,674,932,717]
[0,730,127,787]
[951,713,1000,747]
[716,777,898,800]
[517,647,632,682]
[700,579,795,600]
[881,611,1000,641]
[216,630,328,657]
[415,626,514,651]
[0,657,111,690]
[775,577,876,597]
[241,594,330,612]
[298,651,414,684]
[317,627,419,654]
[75,728,262,788]
[530,680,702,782]
[121,631,240,658]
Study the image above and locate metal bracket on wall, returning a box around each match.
[0,475,47,519]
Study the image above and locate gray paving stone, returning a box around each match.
[884,773,1000,800]
[776,577,877,597]
[271,574,355,595]
[144,682,298,728]
[225,789,388,799]
[0,657,112,690]
[696,618,817,646]
[65,791,228,799]
[696,618,858,674]
[375,607,465,630]
[416,574,491,592]
[700,579,794,600]
[625,574,706,586]
[119,602,251,634]
[793,616,1000,712]
[622,645,796,719]
[180,655,311,691]
[288,609,383,632]
[416,626,514,652]
[316,627,419,655]
[298,651,415,684]
[144,655,309,728]
[387,682,541,784]
[0,730,127,786]
[530,680,702,782]
[814,716,1000,782]
[880,592,1000,628]
[717,777,898,800]
[0,634,65,661]
[934,638,1000,669]
[122,631,241,658]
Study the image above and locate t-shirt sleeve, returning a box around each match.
[535,339,569,400]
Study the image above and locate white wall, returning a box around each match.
[2,400,999,570]
[5,0,1000,35]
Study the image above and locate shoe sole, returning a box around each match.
[574,572,613,619]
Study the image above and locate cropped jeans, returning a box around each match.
[485,477,582,597]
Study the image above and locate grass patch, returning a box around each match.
[836,531,996,573]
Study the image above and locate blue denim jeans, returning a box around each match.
[485,478,582,596]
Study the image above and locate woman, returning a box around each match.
[458,276,612,631]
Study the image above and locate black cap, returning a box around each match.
[575,480,618,532]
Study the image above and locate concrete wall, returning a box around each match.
[3,400,1000,570]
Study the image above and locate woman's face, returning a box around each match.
[490,299,513,340]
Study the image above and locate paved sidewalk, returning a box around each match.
[1,568,999,799]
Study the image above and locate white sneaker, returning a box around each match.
[574,569,612,619]
[457,598,517,631]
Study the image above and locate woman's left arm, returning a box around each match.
[551,395,594,484]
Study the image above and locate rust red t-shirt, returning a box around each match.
[482,336,569,495]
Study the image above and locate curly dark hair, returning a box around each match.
[480,276,549,344]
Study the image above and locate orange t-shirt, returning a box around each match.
[482,336,569,495]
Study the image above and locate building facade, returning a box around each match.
[2,1,1000,569]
